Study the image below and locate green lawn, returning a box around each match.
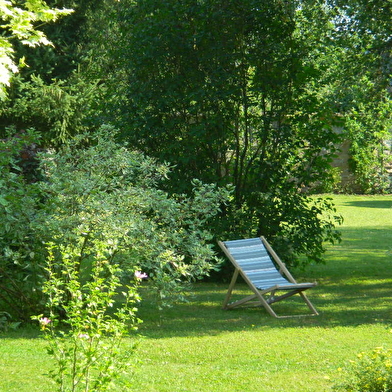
[2,194,392,391]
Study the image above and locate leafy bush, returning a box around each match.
[220,190,343,268]
[36,126,230,307]
[0,126,230,320]
[1,74,102,146]
[334,347,392,392]
[0,129,47,320]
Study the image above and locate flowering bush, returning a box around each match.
[134,271,148,280]
[334,346,392,392]
[33,243,141,391]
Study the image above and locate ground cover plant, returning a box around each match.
[1,194,392,391]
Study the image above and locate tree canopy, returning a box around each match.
[91,0,344,265]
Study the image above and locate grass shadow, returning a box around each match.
[136,223,392,338]
[136,278,392,340]
[4,204,392,341]
[0,325,42,340]
[341,200,392,209]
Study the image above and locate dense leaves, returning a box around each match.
[1,74,103,145]
[100,0,343,265]
[2,0,392,308]
[322,0,392,192]
[0,0,72,98]
[0,130,46,319]
[0,128,230,319]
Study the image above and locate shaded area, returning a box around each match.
[341,199,392,209]
[135,278,392,339]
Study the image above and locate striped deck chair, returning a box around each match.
[218,237,318,318]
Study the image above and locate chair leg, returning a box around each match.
[222,269,239,309]
[257,294,279,317]
[300,292,319,315]
[225,294,258,309]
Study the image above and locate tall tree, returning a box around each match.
[98,0,343,266]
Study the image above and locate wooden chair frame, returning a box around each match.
[218,236,319,318]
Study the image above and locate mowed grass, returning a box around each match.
[1,194,392,391]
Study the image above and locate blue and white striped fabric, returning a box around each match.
[224,238,292,290]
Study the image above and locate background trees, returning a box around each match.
[323,0,392,192]
[96,0,343,265]
[0,0,102,145]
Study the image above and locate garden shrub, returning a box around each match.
[334,347,392,392]
[27,126,230,389]
[0,129,47,320]
[35,126,230,309]
[0,125,230,320]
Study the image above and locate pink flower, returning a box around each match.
[40,317,51,326]
[134,271,148,280]
[78,333,89,339]
[39,317,51,330]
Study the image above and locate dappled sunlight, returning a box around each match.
[136,276,392,338]
[136,195,392,339]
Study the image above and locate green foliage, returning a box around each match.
[320,1,392,194]
[0,129,47,320]
[0,311,21,332]
[334,346,392,392]
[113,0,309,189]
[0,73,103,145]
[0,127,229,320]
[0,0,104,146]
[0,0,72,98]
[326,0,392,96]
[32,243,140,392]
[97,0,342,267]
[14,0,102,80]
[2,194,392,392]
[232,193,343,267]
[345,89,392,194]
[36,127,230,308]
